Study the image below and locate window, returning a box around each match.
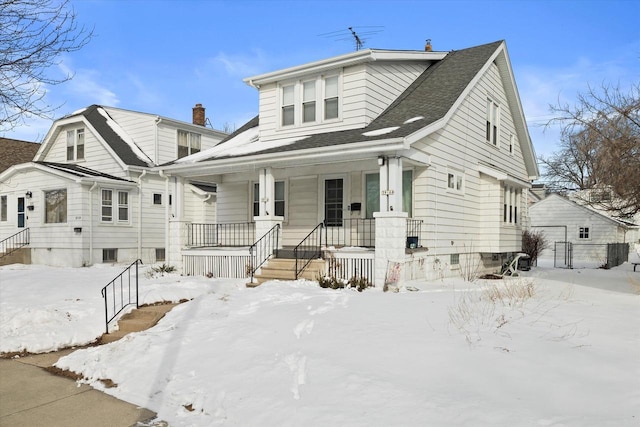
[447,170,464,193]
[155,248,165,262]
[253,181,285,217]
[324,76,339,120]
[509,134,514,154]
[450,253,460,265]
[0,195,6,221]
[579,227,590,239]
[103,249,117,263]
[486,99,499,146]
[325,178,343,227]
[503,185,520,224]
[302,81,316,123]
[177,130,201,158]
[66,129,85,161]
[44,189,67,223]
[153,193,162,205]
[281,85,295,126]
[365,170,413,218]
[101,189,129,223]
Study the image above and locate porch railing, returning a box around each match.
[101,259,142,334]
[249,224,280,283]
[294,222,324,279]
[0,228,30,258]
[406,219,423,248]
[188,222,255,247]
[324,218,376,248]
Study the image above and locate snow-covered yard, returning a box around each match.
[1,262,639,426]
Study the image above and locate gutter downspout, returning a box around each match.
[89,182,98,264]
[154,117,162,165]
[137,170,147,260]
[159,170,170,262]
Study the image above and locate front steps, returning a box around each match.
[0,247,31,267]
[248,258,326,287]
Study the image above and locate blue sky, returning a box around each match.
[3,0,639,159]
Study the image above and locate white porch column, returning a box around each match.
[168,219,188,272]
[258,167,275,216]
[388,157,403,212]
[379,158,389,212]
[374,211,408,290]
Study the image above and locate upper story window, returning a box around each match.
[509,134,515,155]
[101,189,129,223]
[44,189,67,224]
[253,181,286,218]
[447,169,464,193]
[0,195,7,221]
[486,98,500,146]
[177,130,201,159]
[281,85,295,126]
[503,185,520,224]
[66,129,85,161]
[280,74,341,127]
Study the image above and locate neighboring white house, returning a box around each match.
[0,104,227,267]
[529,193,638,266]
[159,40,540,285]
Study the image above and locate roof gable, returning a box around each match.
[531,194,635,228]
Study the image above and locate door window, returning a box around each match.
[324,179,343,226]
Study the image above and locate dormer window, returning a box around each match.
[282,85,295,126]
[486,98,500,146]
[177,130,201,158]
[302,81,316,123]
[66,129,85,161]
[279,74,341,128]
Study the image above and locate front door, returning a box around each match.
[17,197,25,228]
[324,178,345,246]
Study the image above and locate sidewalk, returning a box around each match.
[0,303,177,427]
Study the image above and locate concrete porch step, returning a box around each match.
[0,247,31,266]
[250,258,325,286]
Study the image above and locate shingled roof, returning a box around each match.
[0,137,40,173]
[70,105,152,167]
[207,40,503,160]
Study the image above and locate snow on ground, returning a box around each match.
[1,262,639,426]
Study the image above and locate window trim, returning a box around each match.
[44,189,67,224]
[0,195,7,222]
[486,98,500,147]
[503,185,521,225]
[578,226,590,240]
[177,130,202,159]
[252,180,287,220]
[101,188,130,224]
[278,73,341,128]
[446,169,464,194]
[66,128,85,161]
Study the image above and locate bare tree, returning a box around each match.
[0,0,92,131]
[539,83,640,218]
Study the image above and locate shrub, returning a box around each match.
[522,229,548,265]
[317,274,373,292]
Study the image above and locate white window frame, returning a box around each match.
[0,195,6,222]
[446,169,464,194]
[177,130,201,159]
[578,226,590,240]
[278,74,341,128]
[44,189,67,224]
[302,80,316,123]
[252,180,287,219]
[153,193,163,206]
[66,128,85,161]
[502,185,521,225]
[486,98,500,146]
[101,189,130,224]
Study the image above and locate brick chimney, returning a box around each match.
[425,39,432,52]
[192,103,205,126]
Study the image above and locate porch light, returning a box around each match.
[25,191,32,198]
[377,156,385,166]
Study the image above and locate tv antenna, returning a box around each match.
[318,26,384,51]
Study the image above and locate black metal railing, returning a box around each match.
[406,219,423,248]
[188,222,255,247]
[0,228,30,258]
[249,224,280,282]
[101,259,142,334]
[294,223,324,279]
[324,218,376,248]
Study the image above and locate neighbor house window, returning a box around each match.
[579,227,590,239]
[253,181,286,217]
[44,189,67,223]
[450,253,460,265]
[302,80,316,123]
[153,193,162,205]
[101,189,129,223]
[447,170,464,193]
[0,195,6,221]
[324,75,339,120]
[590,190,611,203]
[177,130,201,159]
[281,84,295,126]
[66,129,85,161]
[155,248,165,262]
[486,99,499,146]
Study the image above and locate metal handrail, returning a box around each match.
[0,228,30,258]
[294,223,324,279]
[100,259,142,334]
[249,224,280,282]
[324,218,376,248]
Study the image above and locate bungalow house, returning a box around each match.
[0,104,227,267]
[159,40,539,286]
[529,193,638,267]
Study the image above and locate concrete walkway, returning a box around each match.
[0,303,177,427]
